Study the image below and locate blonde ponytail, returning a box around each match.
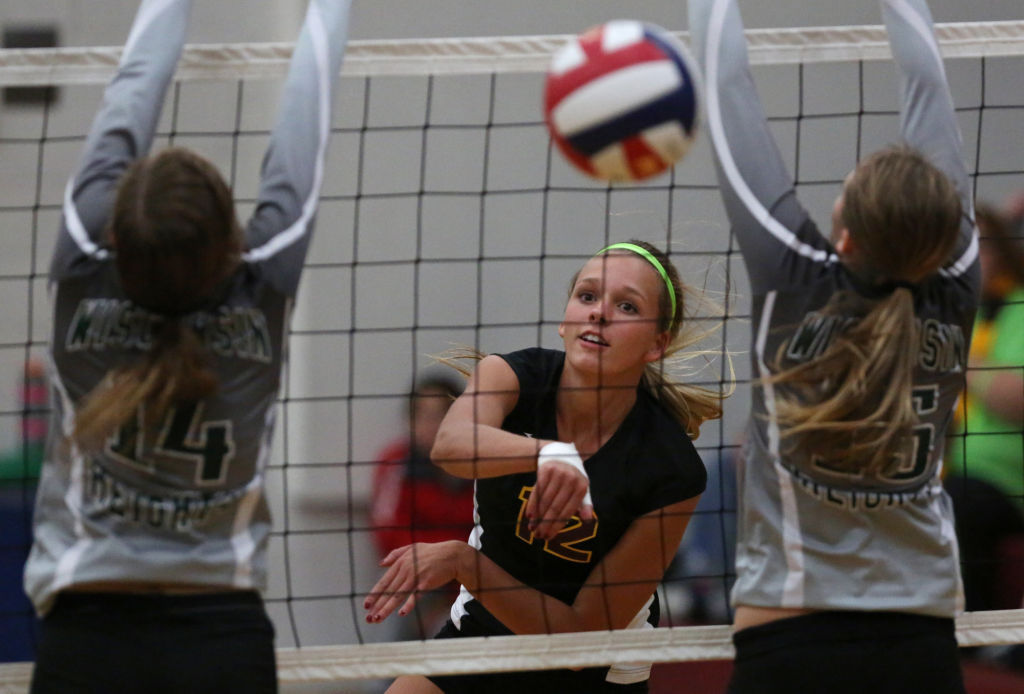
[73,318,217,452]
[767,289,919,476]
[765,144,963,476]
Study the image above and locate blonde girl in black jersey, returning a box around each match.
[365,240,725,694]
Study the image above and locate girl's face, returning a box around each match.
[559,253,670,381]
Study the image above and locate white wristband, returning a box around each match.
[537,441,593,508]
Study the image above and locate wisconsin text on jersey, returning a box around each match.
[64,298,272,363]
[786,310,966,372]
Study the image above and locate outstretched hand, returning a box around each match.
[364,541,467,624]
[529,442,594,541]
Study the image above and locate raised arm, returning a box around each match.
[53,0,192,279]
[242,0,352,296]
[882,0,977,273]
[688,0,834,292]
[365,497,697,634]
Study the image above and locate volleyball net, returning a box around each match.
[1,19,1024,692]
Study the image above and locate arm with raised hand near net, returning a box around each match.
[243,0,352,297]
[883,0,977,278]
[53,0,193,279]
[687,0,836,294]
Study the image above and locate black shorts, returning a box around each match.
[727,611,965,694]
[30,590,276,694]
[426,618,648,694]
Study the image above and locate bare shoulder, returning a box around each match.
[468,354,519,394]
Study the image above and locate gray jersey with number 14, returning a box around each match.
[25,0,351,616]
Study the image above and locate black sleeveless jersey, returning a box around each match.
[454,347,707,633]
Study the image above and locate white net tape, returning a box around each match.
[0,611,1018,689]
[281,610,1024,681]
[1,21,1023,85]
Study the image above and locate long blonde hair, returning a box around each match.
[73,148,242,452]
[439,240,729,439]
[766,145,962,476]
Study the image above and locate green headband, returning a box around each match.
[596,243,677,325]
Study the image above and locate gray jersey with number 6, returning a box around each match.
[688,0,979,617]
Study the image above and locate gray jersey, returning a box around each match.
[689,0,979,617]
[25,0,351,615]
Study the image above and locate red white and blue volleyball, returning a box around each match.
[544,20,702,183]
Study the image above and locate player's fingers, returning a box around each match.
[366,564,398,602]
[528,473,560,527]
[365,554,416,616]
[541,467,586,513]
[385,560,431,619]
[525,482,541,522]
[367,571,412,621]
[397,592,419,617]
[374,590,408,621]
[542,477,593,539]
[531,477,569,523]
[533,485,578,539]
[365,571,398,612]
[379,544,413,567]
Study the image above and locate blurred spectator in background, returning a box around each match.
[0,357,48,662]
[370,372,474,640]
[944,198,1024,671]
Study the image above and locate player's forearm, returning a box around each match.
[688,0,810,291]
[455,545,606,634]
[242,0,353,291]
[431,422,547,479]
[263,0,352,188]
[59,0,193,267]
[687,0,750,86]
[883,0,970,210]
[85,0,191,161]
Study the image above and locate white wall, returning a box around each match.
[1,1,304,45]
[1,0,1020,46]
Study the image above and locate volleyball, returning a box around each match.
[544,20,702,183]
